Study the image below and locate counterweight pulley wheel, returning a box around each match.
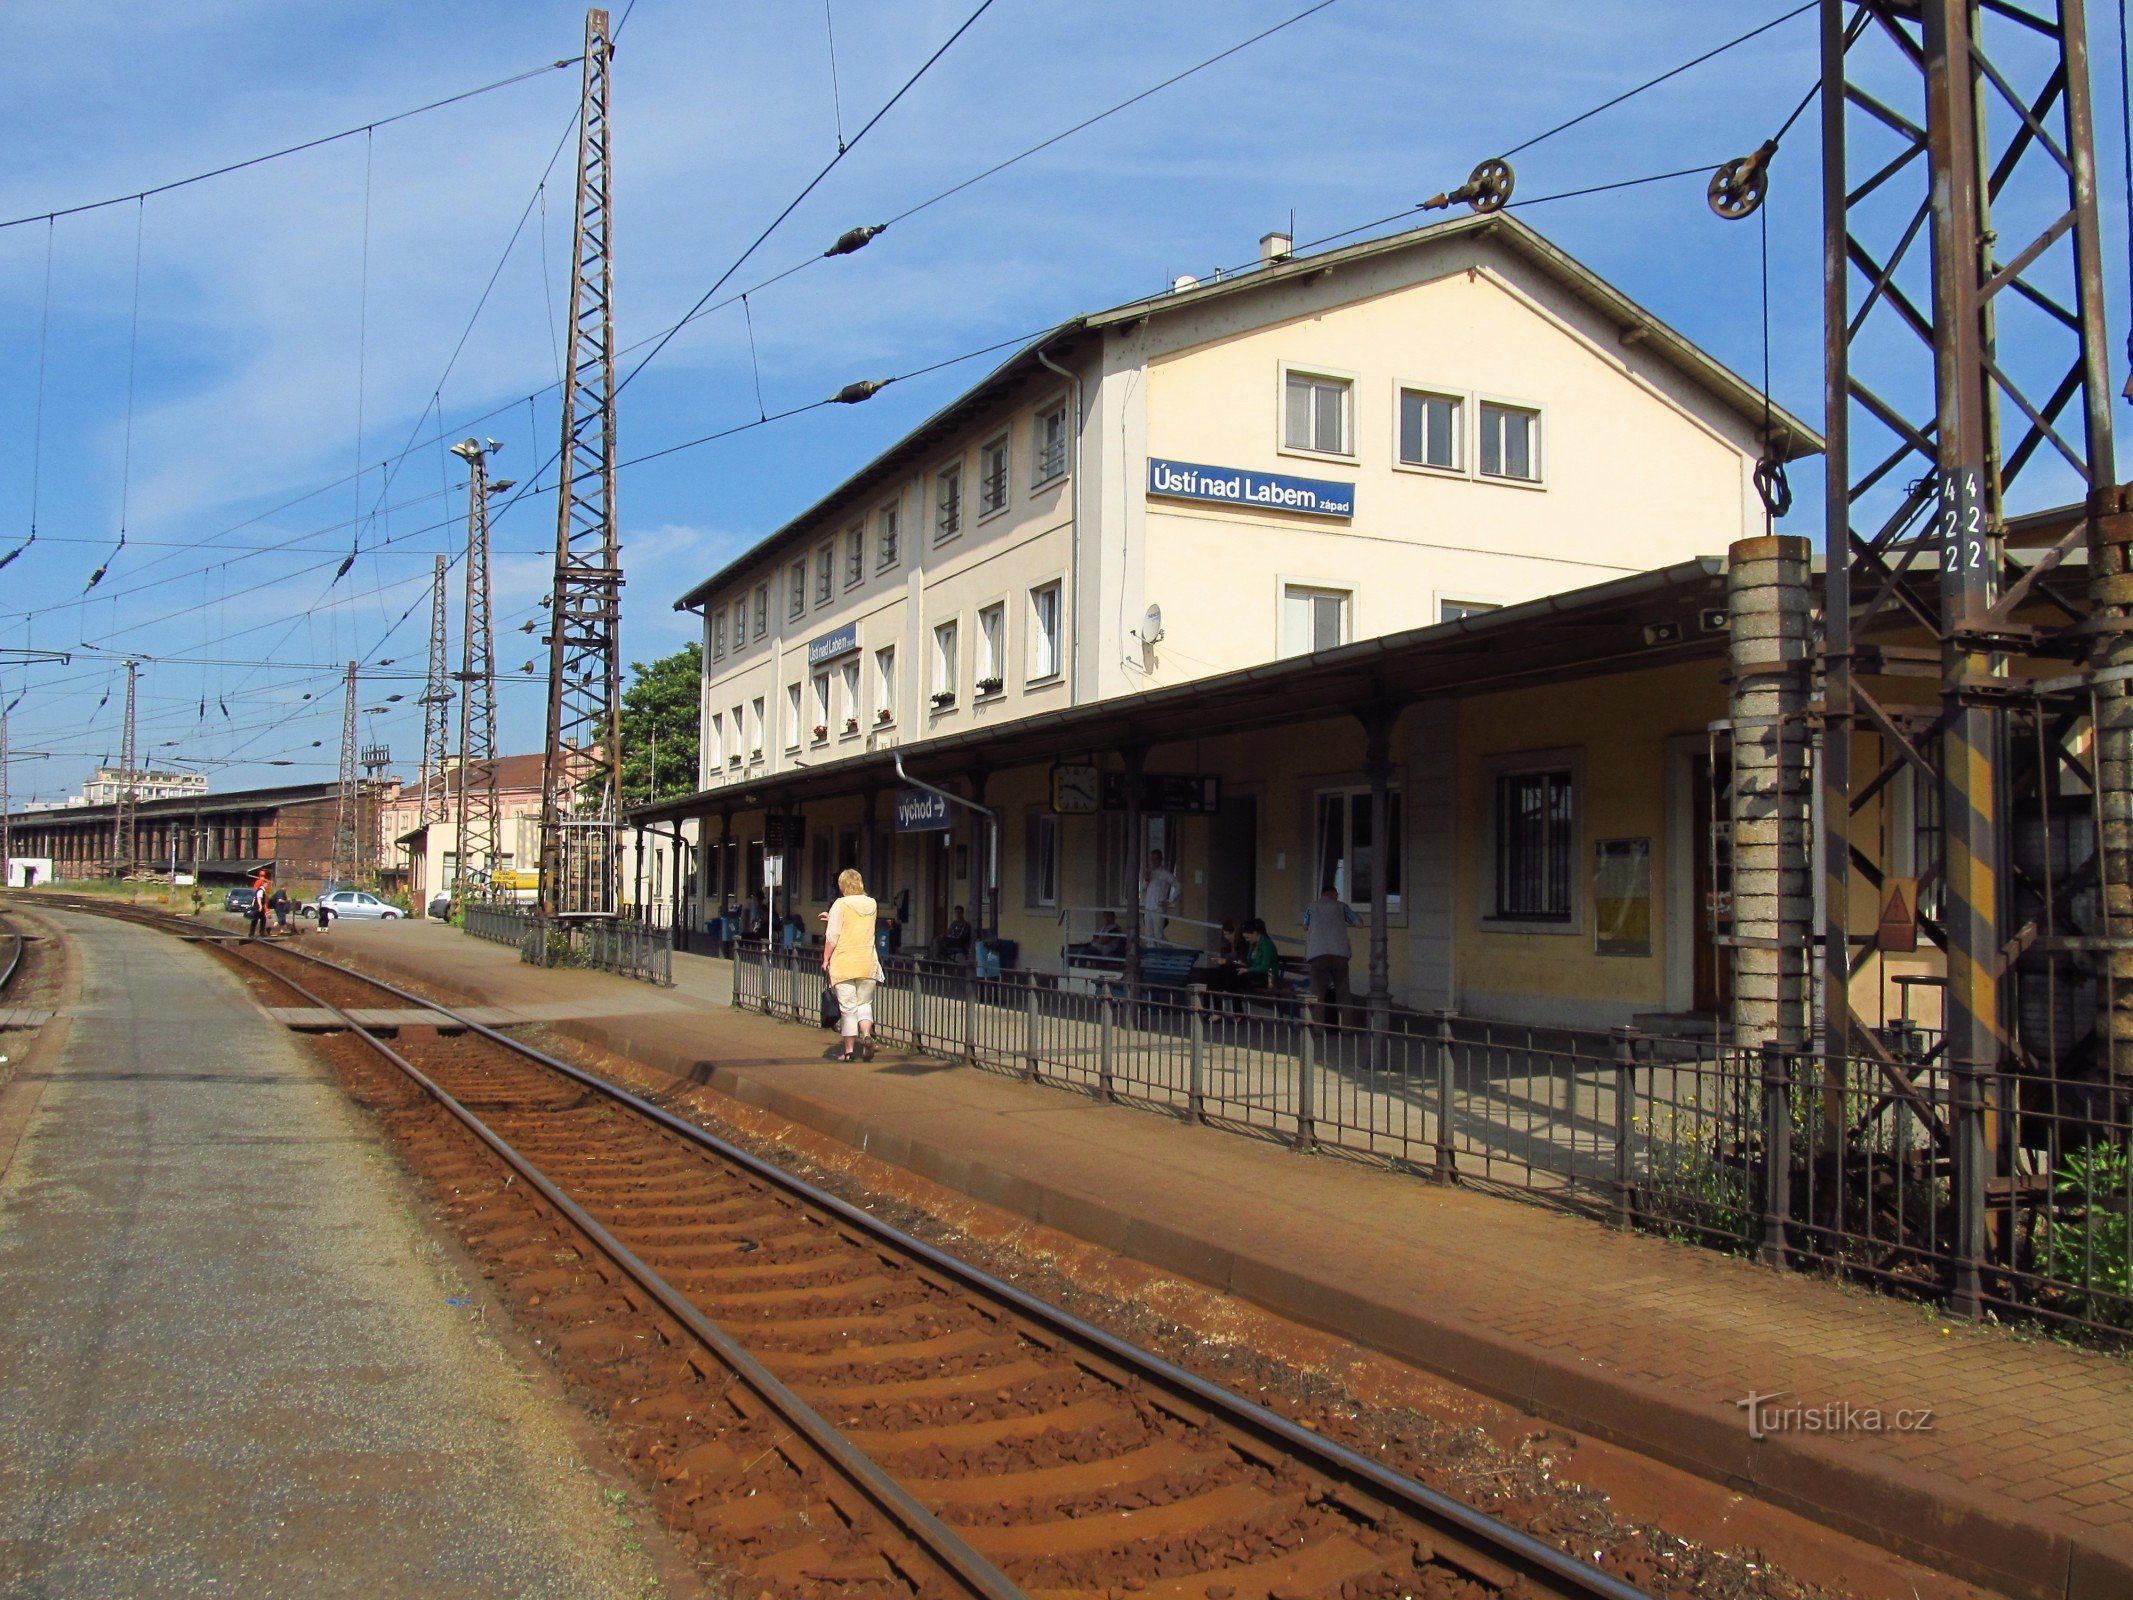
[1465,157,1514,213]
[1708,143,1775,220]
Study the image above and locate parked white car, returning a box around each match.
[306,889,402,922]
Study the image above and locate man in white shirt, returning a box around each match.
[1301,882,1361,1025]
[1139,849,1180,943]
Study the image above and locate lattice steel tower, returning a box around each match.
[418,553,453,827]
[451,439,504,901]
[1816,0,2119,1312]
[110,660,137,875]
[541,5,623,920]
[331,660,359,884]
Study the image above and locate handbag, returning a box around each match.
[820,980,841,1030]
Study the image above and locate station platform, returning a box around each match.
[0,909,683,1598]
[302,916,2132,1600]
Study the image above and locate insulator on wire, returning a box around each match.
[833,379,888,405]
[824,224,886,258]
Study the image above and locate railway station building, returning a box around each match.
[636,212,1821,1032]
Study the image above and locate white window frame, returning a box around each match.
[814,542,834,605]
[873,645,897,727]
[784,683,802,752]
[1476,394,1546,488]
[1024,807,1061,909]
[749,697,765,759]
[1027,580,1062,683]
[1277,360,1358,462]
[752,585,767,640]
[710,711,726,771]
[843,525,865,588]
[975,601,1006,694]
[729,704,745,768]
[1278,578,1354,658]
[810,670,831,742]
[1032,397,1069,488]
[711,609,727,660]
[1437,594,1504,623]
[931,618,959,708]
[731,600,747,653]
[1478,746,1585,934]
[788,558,807,619]
[1311,780,1405,918]
[977,433,1011,520]
[1391,380,1467,477]
[876,500,901,569]
[933,461,964,544]
[839,658,861,735]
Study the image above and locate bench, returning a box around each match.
[1061,942,1203,995]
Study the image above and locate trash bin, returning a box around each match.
[991,938,1019,970]
[975,941,1001,979]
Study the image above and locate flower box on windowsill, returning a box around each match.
[875,707,894,725]
[929,691,957,709]
[842,716,860,734]
[749,749,764,763]
[728,756,741,770]
[975,677,1004,696]
[812,725,829,743]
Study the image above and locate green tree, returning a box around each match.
[618,640,700,806]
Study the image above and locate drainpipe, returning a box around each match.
[1036,345,1083,707]
[893,750,999,939]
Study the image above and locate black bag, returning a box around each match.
[820,981,841,1030]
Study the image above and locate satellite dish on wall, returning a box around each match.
[1140,604,1164,644]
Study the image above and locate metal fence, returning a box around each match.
[461,902,672,986]
[732,942,2133,1339]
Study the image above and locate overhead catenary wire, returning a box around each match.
[86,200,147,595]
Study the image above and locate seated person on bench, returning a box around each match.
[1088,912,1127,959]
[1240,919,1280,994]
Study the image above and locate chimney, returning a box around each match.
[1260,229,1293,265]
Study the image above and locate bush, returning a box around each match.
[2042,1140,2133,1329]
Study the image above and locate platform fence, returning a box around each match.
[463,902,672,986]
[732,942,2133,1338]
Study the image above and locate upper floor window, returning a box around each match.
[877,502,901,568]
[1028,582,1061,680]
[1479,401,1542,483]
[749,697,766,755]
[935,463,964,542]
[814,543,834,605]
[977,602,1005,692]
[1398,388,1462,472]
[840,659,861,730]
[784,683,802,751]
[710,711,725,770]
[874,646,897,724]
[788,558,807,619]
[932,620,959,705]
[1033,401,1068,486]
[810,671,831,740]
[1281,583,1350,657]
[732,599,747,651]
[1283,367,1352,456]
[844,526,864,587]
[729,704,744,767]
[711,610,727,660]
[979,435,1010,517]
[1440,598,1501,623]
[752,585,768,639]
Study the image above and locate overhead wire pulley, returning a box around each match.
[1422,157,1515,215]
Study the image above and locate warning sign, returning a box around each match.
[1878,878,1918,954]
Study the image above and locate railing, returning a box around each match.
[730,942,2133,1340]
[461,901,672,986]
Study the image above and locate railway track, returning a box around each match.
[30,896,1651,1600]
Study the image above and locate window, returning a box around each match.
[935,463,963,542]
[1033,401,1068,486]
[1024,809,1060,909]
[1028,582,1061,680]
[1440,598,1501,623]
[788,559,806,619]
[1283,368,1352,456]
[979,435,1010,517]
[932,620,958,704]
[1479,401,1541,482]
[844,526,864,587]
[1281,583,1350,657]
[977,602,1005,692]
[1495,768,1574,920]
[711,610,727,660]
[1398,387,1462,471]
[732,599,747,651]
[784,683,802,751]
[840,659,860,731]
[877,502,901,568]
[810,830,833,904]
[710,711,725,770]
[814,543,833,605]
[810,671,831,740]
[1316,789,1403,914]
[874,646,896,724]
[752,585,767,639]
[749,697,765,756]
[728,704,744,768]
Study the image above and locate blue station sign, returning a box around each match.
[1146,457,1355,519]
[807,622,859,667]
[893,789,953,832]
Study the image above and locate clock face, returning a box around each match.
[1051,762,1100,815]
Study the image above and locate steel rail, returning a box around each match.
[0,927,24,996]
[249,935,1652,1600]
[219,937,1029,1600]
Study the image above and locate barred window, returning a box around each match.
[1495,768,1574,920]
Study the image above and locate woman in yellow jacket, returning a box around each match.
[821,868,881,1062]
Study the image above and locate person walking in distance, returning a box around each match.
[1301,881,1361,1025]
[820,868,883,1062]
[269,885,292,934]
[1139,849,1181,943]
[245,872,271,939]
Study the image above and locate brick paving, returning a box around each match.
[317,920,2133,1600]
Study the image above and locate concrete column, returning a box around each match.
[1357,703,1403,1034]
[2089,485,2133,1081]
[1727,534,1815,1049]
[1122,743,1145,988]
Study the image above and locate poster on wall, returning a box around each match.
[1593,838,1653,958]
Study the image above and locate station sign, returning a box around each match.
[1101,772,1222,815]
[807,622,859,666]
[893,789,954,832]
[1146,457,1354,519]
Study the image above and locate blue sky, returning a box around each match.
[0,0,2123,804]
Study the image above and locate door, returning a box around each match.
[1206,794,1258,929]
